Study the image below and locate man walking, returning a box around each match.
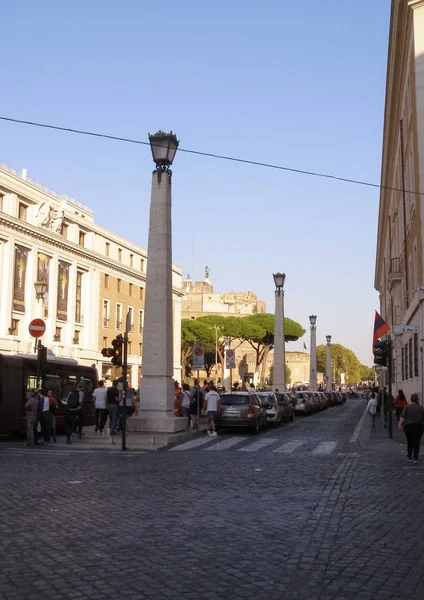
[25,390,38,447]
[36,389,51,443]
[61,383,83,444]
[204,384,220,437]
[190,379,204,430]
[93,380,108,433]
[107,380,120,436]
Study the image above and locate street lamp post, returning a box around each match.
[326,335,332,392]
[273,272,286,393]
[309,315,317,391]
[34,281,48,319]
[135,131,185,434]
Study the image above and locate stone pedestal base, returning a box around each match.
[127,413,186,434]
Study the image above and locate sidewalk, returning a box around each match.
[357,407,406,455]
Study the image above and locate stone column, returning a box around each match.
[273,290,285,393]
[134,169,184,433]
[326,340,332,392]
[309,325,317,391]
[223,341,231,391]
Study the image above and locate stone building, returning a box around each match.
[182,270,266,320]
[375,1,424,402]
[0,161,182,385]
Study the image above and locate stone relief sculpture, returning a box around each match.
[35,201,64,233]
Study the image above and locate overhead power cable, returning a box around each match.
[0,114,421,197]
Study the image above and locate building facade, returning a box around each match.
[182,271,266,320]
[375,0,424,401]
[0,162,182,385]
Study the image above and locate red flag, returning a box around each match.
[373,311,390,344]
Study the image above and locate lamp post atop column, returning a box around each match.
[326,334,332,392]
[34,281,48,319]
[272,272,286,393]
[134,130,185,435]
[309,315,317,391]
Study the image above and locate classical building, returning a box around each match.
[182,269,266,320]
[0,161,182,385]
[375,0,424,401]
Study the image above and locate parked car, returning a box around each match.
[218,392,267,432]
[324,391,335,407]
[258,392,284,426]
[295,391,311,415]
[315,391,328,410]
[304,391,319,412]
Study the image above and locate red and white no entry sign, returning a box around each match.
[29,318,46,338]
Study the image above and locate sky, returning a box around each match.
[1,0,391,366]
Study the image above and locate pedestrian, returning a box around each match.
[181,383,191,430]
[24,390,38,447]
[93,380,108,433]
[36,389,51,443]
[47,390,58,442]
[248,383,256,394]
[241,383,248,391]
[367,392,377,428]
[106,379,120,436]
[190,379,204,429]
[75,383,85,437]
[204,384,220,437]
[118,384,136,431]
[202,380,210,393]
[394,389,407,422]
[61,383,83,444]
[174,380,183,417]
[398,393,424,463]
[380,386,392,427]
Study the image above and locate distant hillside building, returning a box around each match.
[182,268,266,320]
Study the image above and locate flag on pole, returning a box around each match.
[373,310,390,344]
[303,341,307,350]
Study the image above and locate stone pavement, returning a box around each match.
[1,399,424,600]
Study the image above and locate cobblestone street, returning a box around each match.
[1,399,423,600]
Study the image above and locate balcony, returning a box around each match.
[388,257,402,289]
[103,317,110,328]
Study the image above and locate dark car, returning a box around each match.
[218,392,267,432]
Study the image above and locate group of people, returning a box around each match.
[367,388,424,463]
[24,379,137,447]
[174,378,221,436]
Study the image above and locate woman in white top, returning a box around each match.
[367,392,377,428]
[181,383,192,430]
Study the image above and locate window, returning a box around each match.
[128,307,134,331]
[103,300,110,327]
[116,303,122,329]
[140,287,144,301]
[128,341,132,354]
[140,258,145,271]
[117,278,122,293]
[79,231,86,246]
[54,327,61,342]
[129,283,133,297]
[130,253,134,267]
[18,203,27,221]
[139,343,142,355]
[139,309,144,334]
[8,319,19,335]
[414,333,419,377]
[104,274,109,289]
[405,344,408,380]
[118,248,122,262]
[62,223,68,238]
[409,338,413,379]
[75,271,83,323]
[401,346,405,381]
[105,242,110,257]
[103,336,108,347]
[73,330,80,344]
[0,194,3,211]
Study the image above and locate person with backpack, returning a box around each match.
[367,391,377,428]
[61,383,83,444]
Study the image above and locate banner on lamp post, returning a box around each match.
[225,348,236,369]
[192,346,205,370]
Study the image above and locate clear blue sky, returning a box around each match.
[1,0,390,366]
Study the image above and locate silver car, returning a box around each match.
[258,392,284,427]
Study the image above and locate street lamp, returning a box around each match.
[133,130,184,436]
[326,335,332,392]
[309,315,317,391]
[273,272,286,393]
[34,281,48,319]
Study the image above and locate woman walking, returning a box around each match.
[367,392,378,428]
[181,383,191,430]
[394,389,407,422]
[398,394,424,463]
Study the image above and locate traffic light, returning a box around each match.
[111,335,123,367]
[373,340,388,367]
[101,347,113,358]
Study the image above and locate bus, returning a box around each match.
[0,353,98,435]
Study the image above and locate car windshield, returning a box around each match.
[220,395,249,406]
[260,396,275,407]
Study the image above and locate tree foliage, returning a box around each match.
[359,364,376,381]
[316,343,362,383]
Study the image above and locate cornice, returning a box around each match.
[409,0,424,10]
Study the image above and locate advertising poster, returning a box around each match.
[57,260,70,320]
[37,252,50,316]
[13,245,29,312]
